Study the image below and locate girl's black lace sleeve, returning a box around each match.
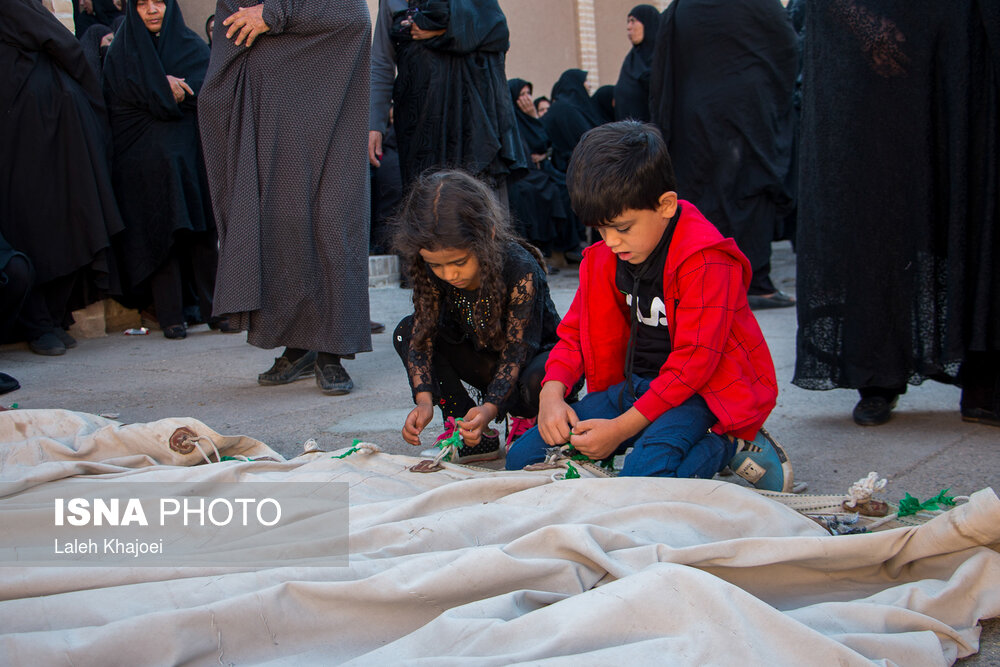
[407,346,436,400]
[484,270,542,412]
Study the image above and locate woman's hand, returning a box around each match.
[516,92,537,118]
[407,22,445,40]
[368,131,383,167]
[166,75,194,103]
[402,402,434,446]
[459,403,498,446]
[223,4,270,47]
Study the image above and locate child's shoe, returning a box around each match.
[419,417,500,463]
[505,416,536,452]
[419,417,460,458]
[728,427,794,493]
[452,428,500,463]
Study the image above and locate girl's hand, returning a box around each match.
[402,403,434,446]
[537,382,577,445]
[223,4,270,47]
[459,403,498,445]
[569,419,622,460]
[166,75,193,103]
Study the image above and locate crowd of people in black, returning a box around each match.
[1,0,997,432]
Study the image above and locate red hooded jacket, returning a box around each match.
[544,201,777,440]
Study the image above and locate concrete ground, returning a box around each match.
[2,241,997,663]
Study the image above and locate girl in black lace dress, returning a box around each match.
[392,170,567,463]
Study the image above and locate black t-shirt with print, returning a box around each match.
[614,208,680,379]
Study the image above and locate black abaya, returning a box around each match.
[383,0,527,187]
[541,69,601,173]
[614,4,659,122]
[649,0,797,295]
[506,78,568,250]
[793,0,1000,392]
[0,0,123,291]
[102,0,214,299]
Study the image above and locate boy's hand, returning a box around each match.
[568,419,623,460]
[402,403,434,446]
[571,408,650,460]
[538,382,577,445]
[459,403,498,445]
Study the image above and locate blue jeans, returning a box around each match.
[505,378,735,478]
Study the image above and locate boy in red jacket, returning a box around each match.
[505,121,792,491]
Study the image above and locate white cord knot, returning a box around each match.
[845,472,887,509]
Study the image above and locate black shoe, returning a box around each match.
[0,373,19,395]
[452,428,501,463]
[747,291,796,310]
[163,324,187,339]
[961,407,1000,427]
[53,329,77,349]
[258,350,318,385]
[208,316,241,333]
[315,361,353,395]
[28,332,66,356]
[564,250,583,265]
[370,320,385,334]
[853,395,898,426]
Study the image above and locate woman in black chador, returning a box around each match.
[540,69,602,174]
[369,0,527,194]
[506,78,577,264]
[103,0,221,339]
[614,4,659,122]
[793,0,1000,428]
[0,0,123,356]
[649,0,797,307]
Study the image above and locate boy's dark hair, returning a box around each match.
[566,121,677,227]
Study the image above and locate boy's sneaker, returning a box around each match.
[728,427,794,493]
[505,416,536,452]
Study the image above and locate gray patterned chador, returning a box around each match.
[199,0,372,394]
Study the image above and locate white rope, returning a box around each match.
[431,443,456,467]
[844,472,887,509]
[354,441,382,454]
[189,436,223,464]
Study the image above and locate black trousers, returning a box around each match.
[393,315,549,421]
[149,232,218,328]
[16,270,76,341]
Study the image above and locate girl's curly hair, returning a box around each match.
[390,169,545,354]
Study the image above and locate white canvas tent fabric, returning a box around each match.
[0,409,997,666]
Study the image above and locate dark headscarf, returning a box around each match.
[549,69,602,125]
[592,84,615,123]
[542,69,601,172]
[614,4,659,121]
[103,0,209,121]
[80,24,113,79]
[508,77,550,155]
